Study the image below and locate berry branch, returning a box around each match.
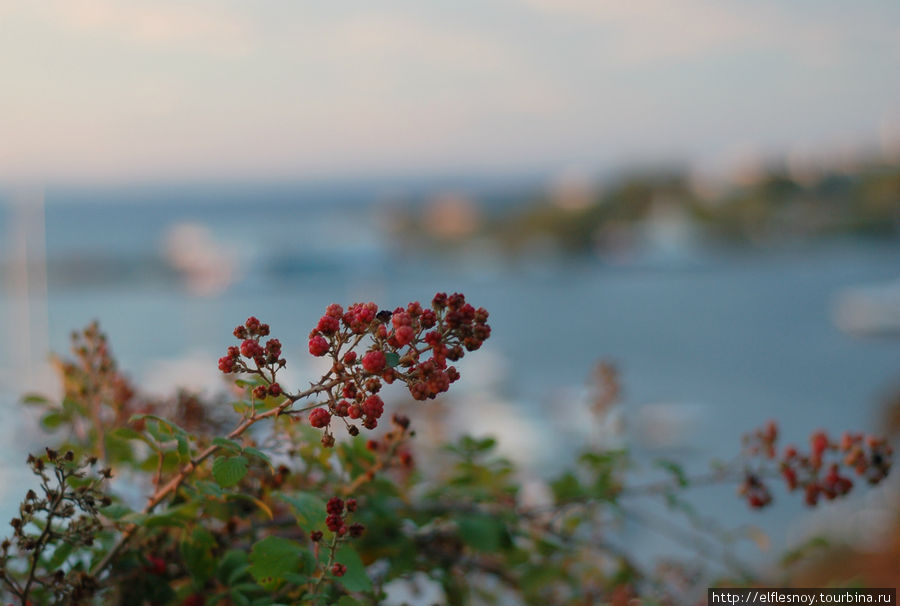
[90,292,491,587]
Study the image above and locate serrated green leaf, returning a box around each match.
[277,492,326,531]
[334,545,371,592]
[213,456,248,488]
[213,437,242,452]
[242,446,272,468]
[248,536,305,590]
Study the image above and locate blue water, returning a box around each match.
[1,190,898,578]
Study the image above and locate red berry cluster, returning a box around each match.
[218,317,286,398]
[310,497,365,578]
[739,422,893,509]
[302,293,490,444]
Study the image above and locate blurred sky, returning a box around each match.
[1,0,899,183]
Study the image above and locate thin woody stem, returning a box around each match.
[90,375,343,578]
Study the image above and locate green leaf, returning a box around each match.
[144,503,198,528]
[277,492,326,532]
[336,596,363,606]
[217,550,250,586]
[550,471,586,502]
[22,393,50,405]
[248,536,306,590]
[213,456,248,488]
[129,413,187,434]
[99,503,132,520]
[47,542,74,569]
[384,351,401,368]
[195,480,225,498]
[242,446,272,468]
[181,527,216,583]
[110,426,151,443]
[176,433,191,462]
[40,411,64,430]
[234,378,262,389]
[334,545,372,592]
[457,515,506,552]
[213,437,243,453]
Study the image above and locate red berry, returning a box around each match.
[332,562,347,577]
[362,395,384,419]
[394,325,415,347]
[326,513,342,531]
[309,335,329,357]
[317,315,340,335]
[362,350,387,374]
[327,497,344,515]
[309,408,331,428]
[240,339,261,358]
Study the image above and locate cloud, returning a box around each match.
[518,0,898,69]
[9,0,255,57]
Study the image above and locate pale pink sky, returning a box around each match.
[1,0,898,183]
